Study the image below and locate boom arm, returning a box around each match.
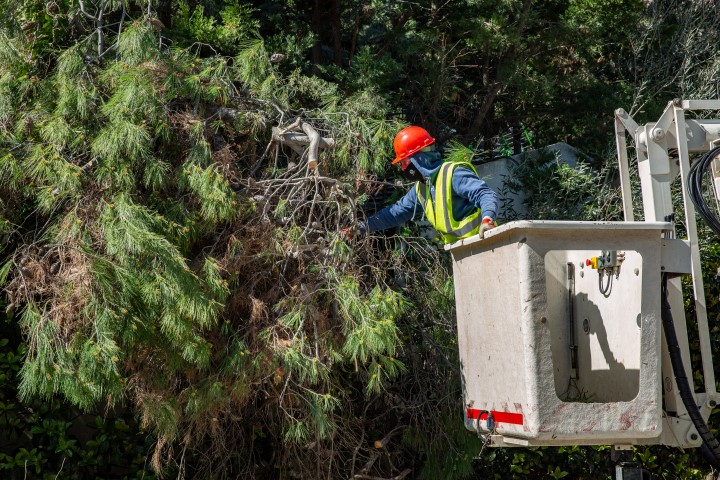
[615,99,720,447]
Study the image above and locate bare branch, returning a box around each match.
[77,0,97,20]
[301,121,321,169]
[353,471,412,480]
[96,1,107,58]
[272,127,335,154]
[280,116,303,134]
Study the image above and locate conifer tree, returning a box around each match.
[0,2,465,478]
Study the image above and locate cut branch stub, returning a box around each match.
[301,122,321,168]
[271,123,334,169]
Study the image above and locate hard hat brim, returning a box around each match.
[392,128,435,166]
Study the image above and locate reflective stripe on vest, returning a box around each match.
[415,161,482,242]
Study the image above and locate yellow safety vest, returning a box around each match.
[415,161,483,243]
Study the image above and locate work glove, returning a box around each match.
[479,217,496,238]
[339,220,369,241]
[339,226,360,241]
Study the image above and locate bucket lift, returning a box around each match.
[448,100,720,460]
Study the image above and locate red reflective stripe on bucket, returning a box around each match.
[466,408,523,425]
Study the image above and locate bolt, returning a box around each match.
[634,268,639,276]
[540,316,547,324]
[691,433,699,441]
[661,266,665,271]
[710,400,717,408]
[652,128,665,140]
[580,271,584,278]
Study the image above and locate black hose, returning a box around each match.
[687,146,720,237]
[660,274,720,469]
[599,270,612,297]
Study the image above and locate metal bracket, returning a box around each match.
[660,415,702,448]
[660,239,691,275]
[681,99,720,110]
[649,100,678,143]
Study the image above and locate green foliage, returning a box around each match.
[233,38,276,98]
[181,163,238,224]
[118,21,159,66]
[54,46,98,121]
[502,148,623,221]
[0,316,154,478]
[332,276,408,394]
[410,410,481,479]
[170,0,259,54]
[444,140,477,164]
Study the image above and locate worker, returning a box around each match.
[358,126,499,243]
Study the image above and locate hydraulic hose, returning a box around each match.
[660,274,720,469]
[687,146,720,237]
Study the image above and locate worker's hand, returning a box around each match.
[339,226,359,241]
[479,217,496,238]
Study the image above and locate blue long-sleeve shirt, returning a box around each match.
[363,162,498,233]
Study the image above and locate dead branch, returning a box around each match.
[271,127,334,149]
[207,106,240,121]
[301,121,321,168]
[353,470,412,480]
[279,116,303,134]
[351,426,406,479]
[271,124,334,169]
[78,0,108,58]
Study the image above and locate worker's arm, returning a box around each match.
[452,166,499,221]
[359,186,421,234]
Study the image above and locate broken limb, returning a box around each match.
[271,122,335,169]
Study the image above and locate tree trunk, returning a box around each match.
[513,122,522,155]
[464,81,502,144]
[349,9,361,67]
[311,0,345,72]
[331,0,343,68]
[311,0,323,75]
[463,0,533,142]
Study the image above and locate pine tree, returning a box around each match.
[0,2,454,478]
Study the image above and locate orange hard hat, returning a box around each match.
[392,126,435,167]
